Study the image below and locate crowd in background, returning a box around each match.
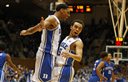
[3,59,128,82]
[4,64,33,82]
[73,57,128,82]
[0,18,40,58]
[0,17,117,59]
[0,17,128,82]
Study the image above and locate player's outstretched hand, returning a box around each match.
[20,30,27,36]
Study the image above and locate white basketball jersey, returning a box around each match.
[57,36,82,66]
[39,15,61,56]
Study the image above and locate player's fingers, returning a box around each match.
[40,17,44,26]
[61,53,65,57]
[20,30,24,35]
[41,17,44,21]
[20,31,23,35]
[20,30,26,36]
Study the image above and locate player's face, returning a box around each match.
[70,22,83,37]
[61,9,70,20]
[108,54,112,60]
[104,56,108,61]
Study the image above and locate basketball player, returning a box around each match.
[20,3,70,82]
[103,53,115,82]
[52,19,84,82]
[0,41,21,82]
[88,51,108,82]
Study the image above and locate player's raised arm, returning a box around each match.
[20,17,44,36]
[20,16,59,36]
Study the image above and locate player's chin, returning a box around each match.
[64,16,69,20]
[74,33,79,36]
[63,18,67,21]
[73,34,78,37]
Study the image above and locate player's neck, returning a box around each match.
[68,35,77,39]
[69,33,78,38]
[101,58,106,61]
[54,12,61,20]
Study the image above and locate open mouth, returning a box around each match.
[74,32,78,35]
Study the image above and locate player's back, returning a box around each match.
[88,59,102,82]
[0,52,6,80]
[0,52,6,70]
[91,59,102,76]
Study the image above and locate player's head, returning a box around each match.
[70,19,84,37]
[100,51,108,60]
[0,41,6,51]
[56,3,70,20]
[107,53,112,61]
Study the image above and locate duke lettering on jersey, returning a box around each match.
[60,42,68,49]
[58,42,68,55]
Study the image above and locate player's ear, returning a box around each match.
[70,25,73,30]
[60,9,64,13]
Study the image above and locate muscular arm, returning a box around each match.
[20,16,59,36]
[96,61,107,82]
[70,40,83,62]
[62,40,83,62]
[96,61,104,78]
[6,54,20,74]
[20,23,42,36]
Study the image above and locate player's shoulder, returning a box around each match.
[75,38,83,45]
[95,59,100,63]
[6,53,11,58]
[46,15,57,22]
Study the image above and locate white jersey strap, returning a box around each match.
[52,15,60,24]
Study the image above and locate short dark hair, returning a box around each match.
[100,51,108,58]
[71,19,85,27]
[56,3,68,11]
[0,41,6,51]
